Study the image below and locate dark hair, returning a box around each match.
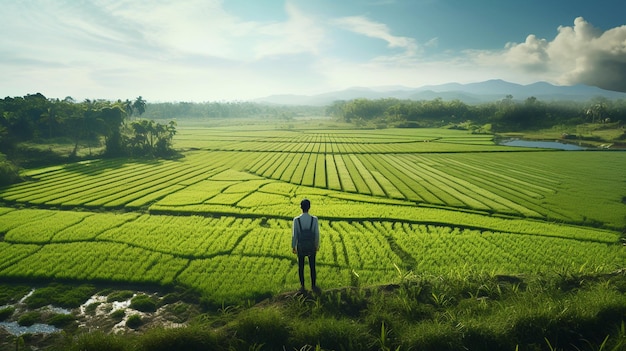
[300,199,311,211]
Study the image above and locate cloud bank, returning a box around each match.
[1,1,625,101]
[499,17,626,92]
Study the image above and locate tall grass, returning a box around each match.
[51,271,626,351]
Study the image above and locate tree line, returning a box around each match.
[326,96,626,132]
[142,101,325,120]
[0,93,177,159]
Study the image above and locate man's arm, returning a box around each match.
[314,216,320,251]
[292,218,298,254]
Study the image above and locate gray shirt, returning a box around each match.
[292,213,320,251]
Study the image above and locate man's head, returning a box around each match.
[300,198,311,212]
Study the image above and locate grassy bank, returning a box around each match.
[2,271,625,351]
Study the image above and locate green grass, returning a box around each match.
[506,122,626,146]
[0,127,623,303]
[32,273,626,351]
[110,309,126,322]
[130,294,158,312]
[126,314,143,329]
[0,207,622,304]
[4,151,624,228]
[46,313,76,328]
[17,311,40,326]
[0,284,31,305]
[24,283,96,309]
[0,306,15,321]
[107,290,135,302]
[0,125,624,349]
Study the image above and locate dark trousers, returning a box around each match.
[298,253,316,288]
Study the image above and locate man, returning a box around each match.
[292,198,320,292]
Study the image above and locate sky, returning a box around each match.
[1,0,625,102]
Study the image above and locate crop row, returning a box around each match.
[0,242,41,272]
[386,223,625,275]
[251,153,386,201]
[412,152,626,227]
[3,147,624,228]
[175,127,475,140]
[76,168,613,246]
[191,139,510,154]
[4,210,93,243]
[173,128,505,153]
[97,215,255,257]
[1,207,622,302]
[150,188,621,243]
[1,154,624,232]
[386,154,544,216]
[0,241,188,285]
[0,152,230,210]
[243,152,551,218]
[226,219,405,271]
[176,256,297,304]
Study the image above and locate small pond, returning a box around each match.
[0,321,60,336]
[499,139,587,150]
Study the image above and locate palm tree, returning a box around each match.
[123,99,133,118]
[166,120,177,139]
[130,120,149,150]
[586,99,608,124]
[132,96,146,117]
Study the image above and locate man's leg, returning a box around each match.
[298,254,306,290]
[309,254,316,289]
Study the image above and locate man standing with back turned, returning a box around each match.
[292,198,320,293]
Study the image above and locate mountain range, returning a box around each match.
[255,80,626,106]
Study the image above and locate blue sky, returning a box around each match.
[1,0,625,101]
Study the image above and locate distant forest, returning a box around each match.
[142,96,626,133]
[143,101,326,121]
[3,93,626,153]
[1,92,625,185]
[3,94,626,142]
[326,96,626,132]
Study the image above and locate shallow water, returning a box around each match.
[500,139,587,150]
[0,321,60,336]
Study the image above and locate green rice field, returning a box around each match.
[0,127,624,305]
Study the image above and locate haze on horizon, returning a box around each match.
[1,0,625,102]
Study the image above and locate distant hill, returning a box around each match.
[255,80,626,106]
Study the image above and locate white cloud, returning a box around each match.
[503,35,550,72]
[2,1,624,101]
[332,16,419,58]
[0,0,333,100]
[98,0,326,62]
[98,0,252,60]
[252,2,326,59]
[495,17,626,92]
[424,37,439,48]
